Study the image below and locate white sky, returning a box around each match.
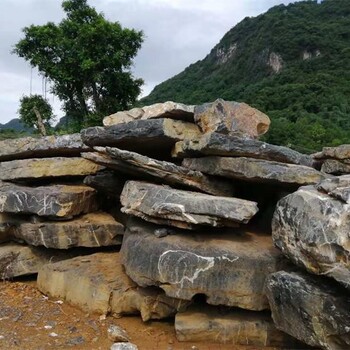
[0,0,302,124]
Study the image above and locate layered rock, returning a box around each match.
[194,99,270,138]
[13,213,124,249]
[314,144,350,174]
[321,159,350,174]
[0,134,88,161]
[103,101,194,126]
[172,132,314,167]
[0,157,103,181]
[120,181,258,229]
[81,118,201,159]
[82,147,235,196]
[272,182,350,287]
[0,182,97,218]
[175,305,304,348]
[183,157,326,186]
[121,219,287,310]
[266,271,350,350]
[314,144,350,160]
[37,253,188,321]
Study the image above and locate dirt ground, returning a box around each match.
[0,278,278,350]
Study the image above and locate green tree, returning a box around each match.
[14,0,144,128]
[18,95,54,135]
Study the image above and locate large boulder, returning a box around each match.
[173,132,315,167]
[0,182,97,218]
[175,305,305,348]
[120,181,258,229]
[265,271,350,350]
[37,252,188,321]
[194,99,270,138]
[81,118,201,159]
[121,219,288,310]
[82,147,235,196]
[0,157,103,181]
[183,157,326,186]
[321,159,350,174]
[103,102,194,126]
[272,182,350,288]
[0,134,88,161]
[13,212,124,249]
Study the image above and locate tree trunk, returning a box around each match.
[32,106,47,136]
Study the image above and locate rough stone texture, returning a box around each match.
[107,325,130,342]
[120,181,258,229]
[272,184,350,288]
[194,99,270,138]
[81,118,201,159]
[82,147,235,196]
[175,305,305,348]
[0,157,103,181]
[37,253,188,321]
[266,271,350,350]
[183,157,326,186]
[321,159,350,174]
[172,132,315,167]
[13,213,124,249]
[314,144,350,160]
[0,182,97,218]
[316,175,350,194]
[103,102,194,126]
[0,213,23,243]
[121,219,287,310]
[110,343,138,350]
[0,134,89,161]
[0,243,91,278]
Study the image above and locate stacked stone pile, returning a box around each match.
[314,144,350,174]
[2,98,349,349]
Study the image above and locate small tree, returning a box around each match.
[14,0,144,128]
[18,95,54,135]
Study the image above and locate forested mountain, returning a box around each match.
[142,0,350,153]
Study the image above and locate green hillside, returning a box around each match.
[142,0,350,153]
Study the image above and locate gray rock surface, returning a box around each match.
[321,159,350,174]
[110,343,138,350]
[183,156,326,186]
[13,212,124,249]
[103,101,194,126]
[120,181,258,229]
[272,184,350,288]
[0,182,97,218]
[314,144,350,160]
[37,252,188,321]
[81,118,201,159]
[0,157,103,181]
[82,147,235,196]
[107,325,130,342]
[265,271,350,350]
[172,132,315,167]
[0,134,89,161]
[175,305,304,348]
[121,219,287,310]
[194,99,270,138]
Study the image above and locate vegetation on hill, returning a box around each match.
[142,0,350,153]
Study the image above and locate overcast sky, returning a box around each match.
[0,0,302,124]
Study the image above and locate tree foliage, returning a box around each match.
[18,95,54,133]
[14,0,144,128]
[142,0,350,152]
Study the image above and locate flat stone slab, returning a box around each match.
[81,118,201,159]
[120,181,258,229]
[175,305,305,348]
[173,132,315,167]
[0,134,89,161]
[321,159,350,174]
[103,101,194,126]
[0,243,91,278]
[194,99,270,138]
[0,157,103,181]
[273,183,350,288]
[183,157,326,186]
[13,212,124,249]
[121,219,287,310]
[266,271,350,350]
[0,182,97,218]
[37,252,188,321]
[314,144,350,160]
[82,147,235,197]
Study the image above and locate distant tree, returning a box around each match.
[18,95,54,135]
[14,0,144,128]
